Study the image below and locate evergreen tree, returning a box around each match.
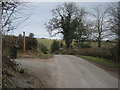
[51,40,59,53]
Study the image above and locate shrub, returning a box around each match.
[82,42,91,48]
[74,41,91,49]
[39,44,48,54]
[2,34,38,57]
[17,36,38,51]
[109,46,118,62]
[25,37,38,50]
[2,35,17,49]
[2,35,17,56]
[51,40,59,53]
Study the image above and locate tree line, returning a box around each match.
[1,2,119,50]
[45,2,120,49]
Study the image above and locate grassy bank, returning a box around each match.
[17,50,53,59]
[39,53,53,59]
[75,55,118,68]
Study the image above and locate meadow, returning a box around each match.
[37,39,117,62]
[37,38,62,50]
[37,39,54,50]
[37,38,116,49]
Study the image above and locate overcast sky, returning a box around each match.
[12,2,112,39]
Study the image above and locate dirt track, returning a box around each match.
[16,55,118,88]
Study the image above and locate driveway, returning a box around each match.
[16,55,118,88]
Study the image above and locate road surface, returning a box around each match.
[16,55,118,88]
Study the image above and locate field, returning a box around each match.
[37,38,116,50]
[37,39,62,50]
[37,39,54,50]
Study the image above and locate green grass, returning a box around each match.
[23,68,29,72]
[37,39,54,50]
[39,53,53,59]
[76,55,118,68]
[37,39,63,50]
[37,39,116,50]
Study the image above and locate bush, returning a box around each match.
[2,35,17,57]
[17,36,38,51]
[51,40,59,53]
[2,35,17,49]
[81,42,91,48]
[25,37,38,50]
[74,41,91,49]
[2,34,38,57]
[109,46,118,62]
[39,44,48,54]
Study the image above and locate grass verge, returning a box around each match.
[39,53,53,59]
[17,50,53,59]
[75,55,118,68]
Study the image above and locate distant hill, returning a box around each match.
[37,39,61,50]
[39,37,47,39]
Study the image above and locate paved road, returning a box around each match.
[16,55,118,88]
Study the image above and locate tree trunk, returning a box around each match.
[97,18,101,48]
[98,39,101,48]
[78,42,80,54]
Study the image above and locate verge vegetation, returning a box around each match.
[75,55,118,68]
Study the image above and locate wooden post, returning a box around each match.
[23,32,26,53]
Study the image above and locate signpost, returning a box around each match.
[23,32,26,53]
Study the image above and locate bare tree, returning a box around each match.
[1,1,31,35]
[107,2,120,40]
[107,2,120,62]
[91,5,108,47]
